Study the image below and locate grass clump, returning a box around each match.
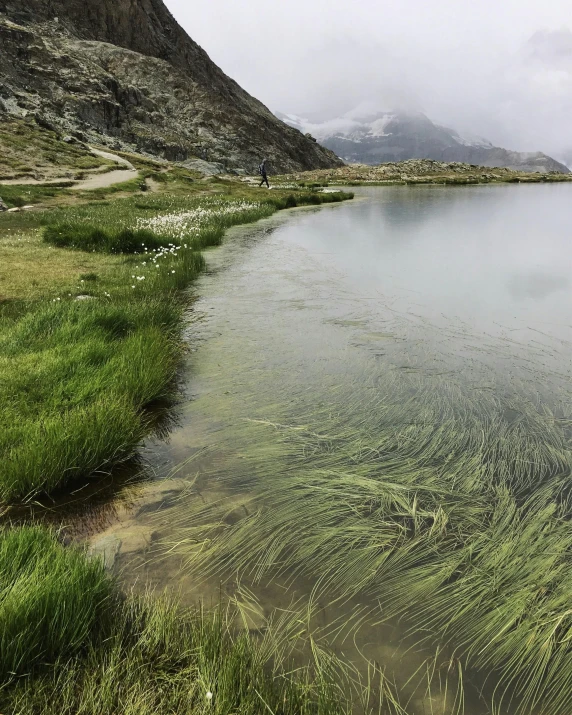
[0,527,374,714]
[0,526,111,681]
[44,222,172,254]
[0,293,199,500]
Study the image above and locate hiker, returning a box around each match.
[258,159,270,188]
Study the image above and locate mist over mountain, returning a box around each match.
[277,105,570,174]
[173,2,572,168]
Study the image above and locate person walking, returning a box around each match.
[258,159,270,188]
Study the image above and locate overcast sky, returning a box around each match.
[166,1,572,161]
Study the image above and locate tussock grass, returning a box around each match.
[0,526,111,681]
[43,223,172,253]
[0,527,385,714]
[0,294,192,500]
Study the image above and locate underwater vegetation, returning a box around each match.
[167,322,572,714]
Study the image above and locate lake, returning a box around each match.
[94,184,572,714]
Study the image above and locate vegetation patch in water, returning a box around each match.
[168,339,572,714]
[0,526,388,714]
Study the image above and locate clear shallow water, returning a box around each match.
[88,185,572,713]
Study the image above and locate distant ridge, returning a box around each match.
[277,106,569,174]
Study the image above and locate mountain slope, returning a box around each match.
[0,0,342,173]
[277,107,569,174]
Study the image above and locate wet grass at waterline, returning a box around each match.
[0,188,352,501]
[167,345,572,714]
[0,297,193,499]
[42,189,354,253]
[0,526,111,681]
[0,527,394,715]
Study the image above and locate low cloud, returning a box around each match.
[167,1,572,161]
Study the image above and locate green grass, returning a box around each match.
[0,260,203,500]
[0,526,111,681]
[0,526,381,714]
[43,223,174,253]
[0,186,352,500]
[0,116,109,180]
[0,182,75,208]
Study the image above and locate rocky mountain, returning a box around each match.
[0,0,342,174]
[277,105,569,174]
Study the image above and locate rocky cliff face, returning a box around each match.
[278,108,569,174]
[0,0,342,173]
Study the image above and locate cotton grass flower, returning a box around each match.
[135,199,262,240]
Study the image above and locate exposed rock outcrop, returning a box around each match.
[0,0,342,173]
[278,158,572,185]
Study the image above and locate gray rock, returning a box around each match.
[182,159,225,176]
[88,533,122,569]
[0,2,343,173]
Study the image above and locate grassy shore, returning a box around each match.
[0,180,352,501]
[0,526,382,715]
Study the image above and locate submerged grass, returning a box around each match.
[0,526,393,715]
[166,332,572,714]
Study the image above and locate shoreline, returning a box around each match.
[0,185,353,505]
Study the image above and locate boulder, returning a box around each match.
[182,158,225,176]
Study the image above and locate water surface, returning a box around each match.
[90,184,572,713]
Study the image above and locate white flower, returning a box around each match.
[171,270,175,273]
[206,691,213,701]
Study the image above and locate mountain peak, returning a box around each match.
[277,106,568,173]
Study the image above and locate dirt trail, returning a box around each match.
[74,149,138,190]
[0,148,139,190]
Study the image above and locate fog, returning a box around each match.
[166,0,572,163]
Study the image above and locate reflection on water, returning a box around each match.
[86,185,572,714]
[507,270,570,301]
